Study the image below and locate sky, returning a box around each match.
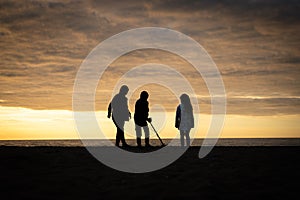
[0,0,299,139]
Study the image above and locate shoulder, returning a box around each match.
[111,95,117,104]
[135,99,141,105]
[112,94,119,100]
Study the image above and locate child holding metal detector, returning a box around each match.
[134,91,153,148]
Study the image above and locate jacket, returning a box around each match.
[134,98,149,126]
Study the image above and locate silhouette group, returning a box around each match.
[107,85,194,148]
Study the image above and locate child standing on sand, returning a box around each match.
[134,91,152,147]
[175,94,194,147]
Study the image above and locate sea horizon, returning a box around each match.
[1,138,300,147]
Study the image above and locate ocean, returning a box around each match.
[0,138,299,147]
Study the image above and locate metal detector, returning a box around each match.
[148,121,165,146]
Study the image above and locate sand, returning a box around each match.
[1,146,299,199]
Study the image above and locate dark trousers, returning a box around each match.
[112,117,126,146]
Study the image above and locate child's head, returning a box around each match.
[180,93,190,104]
[140,91,149,100]
[180,93,192,111]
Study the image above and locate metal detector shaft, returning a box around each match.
[149,122,165,146]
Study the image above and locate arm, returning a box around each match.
[107,102,112,118]
[175,105,181,129]
[139,101,149,121]
[146,102,152,122]
[126,98,131,119]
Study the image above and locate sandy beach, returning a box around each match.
[1,146,299,199]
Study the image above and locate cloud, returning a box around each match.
[0,0,299,116]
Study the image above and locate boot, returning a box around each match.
[137,137,142,148]
[145,138,152,147]
[122,141,129,147]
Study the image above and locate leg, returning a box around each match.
[185,130,191,147]
[180,130,185,147]
[118,121,128,146]
[112,117,120,146]
[143,126,151,147]
[135,124,142,147]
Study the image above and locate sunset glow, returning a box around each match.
[0,106,299,140]
[0,0,299,140]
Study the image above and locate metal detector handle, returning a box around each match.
[149,121,165,146]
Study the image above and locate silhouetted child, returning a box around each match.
[175,94,194,147]
[134,91,152,147]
